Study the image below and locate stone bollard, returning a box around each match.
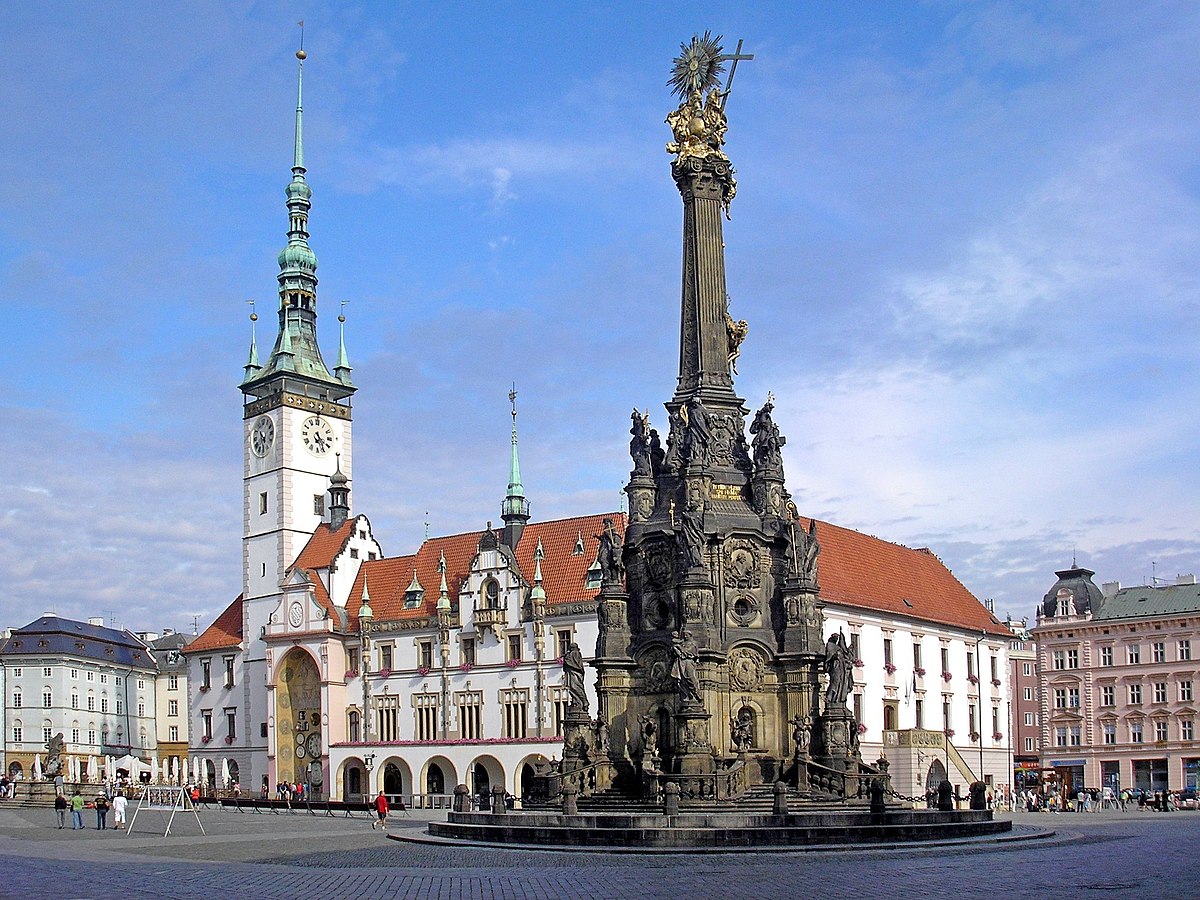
[561,783,578,816]
[663,781,680,817]
[773,781,789,816]
[969,781,987,811]
[869,778,886,815]
[491,785,506,815]
[936,780,954,812]
[453,783,470,813]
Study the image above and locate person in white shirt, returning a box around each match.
[111,793,128,830]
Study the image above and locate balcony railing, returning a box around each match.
[473,607,507,631]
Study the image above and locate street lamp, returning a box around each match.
[364,752,376,797]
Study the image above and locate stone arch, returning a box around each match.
[274,647,323,788]
[517,753,551,801]
[468,754,505,799]
[925,759,947,795]
[378,755,412,799]
[421,755,457,799]
[338,756,365,801]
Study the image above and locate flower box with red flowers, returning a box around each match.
[884,663,897,675]
[555,657,564,666]
[201,735,211,744]
[967,674,980,685]
[415,667,430,676]
[969,731,980,742]
[914,667,926,677]
[199,685,210,693]
[345,670,359,680]
[991,678,1002,687]
[506,659,521,668]
[992,732,1003,741]
[941,671,953,682]
[857,723,867,734]
[852,658,865,668]
[224,735,234,745]
[458,664,472,673]
[944,729,955,738]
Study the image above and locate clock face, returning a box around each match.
[300,416,335,456]
[306,733,321,758]
[289,602,304,628]
[250,415,275,458]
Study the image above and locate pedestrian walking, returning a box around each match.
[371,790,389,831]
[54,793,67,829]
[112,793,127,830]
[69,790,85,830]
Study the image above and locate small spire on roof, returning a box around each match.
[573,530,585,555]
[358,575,373,619]
[334,300,353,385]
[244,301,261,377]
[535,537,544,561]
[438,550,446,574]
[406,568,423,593]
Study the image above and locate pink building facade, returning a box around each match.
[1032,566,1200,798]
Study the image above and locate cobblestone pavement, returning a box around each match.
[0,805,1196,899]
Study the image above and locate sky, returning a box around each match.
[2,2,1198,637]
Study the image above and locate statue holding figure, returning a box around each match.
[730,708,753,752]
[791,714,812,758]
[594,517,625,587]
[670,630,703,705]
[725,311,748,375]
[563,642,589,714]
[750,395,786,472]
[629,409,652,477]
[823,631,854,709]
[681,397,712,467]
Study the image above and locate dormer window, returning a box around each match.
[404,570,424,609]
[573,532,585,556]
[485,579,500,609]
[585,559,602,590]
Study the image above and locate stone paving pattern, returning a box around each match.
[2,805,1197,899]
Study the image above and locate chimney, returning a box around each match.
[87,616,103,627]
[1177,574,1197,586]
[1101,581,1121,598]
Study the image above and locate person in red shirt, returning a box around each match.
[371,790,389,830]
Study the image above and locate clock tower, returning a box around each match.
[237,46,355,754]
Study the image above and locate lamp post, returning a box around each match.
[364,752,375,797]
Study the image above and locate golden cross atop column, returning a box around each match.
[718,39,754,110]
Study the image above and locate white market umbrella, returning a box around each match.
[32,755,42,780]
[220,758,230,789]
[150,751,160,783]
[69,756,79,782]
[90,756,99,783]
[171,757,179,783]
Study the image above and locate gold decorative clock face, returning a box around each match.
[250,415,275,458]
[301,416,335,456]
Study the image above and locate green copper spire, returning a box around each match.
[334,301,354,385]
[500,386,531,549]
[243,302,261,379]
[242,37,349,398]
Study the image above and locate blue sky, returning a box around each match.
[2,2,1198,635]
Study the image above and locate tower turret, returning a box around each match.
[501,387,530,550]
[328,453,350,530]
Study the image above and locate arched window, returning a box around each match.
[11,690,20,709]
[485,579,500,609]
[426,763,445,795]
[348,710,360,743]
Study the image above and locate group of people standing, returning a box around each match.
[53,788,126,831]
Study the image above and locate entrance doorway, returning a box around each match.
[426,763,445,795]
[384,763,403,798]
[1133,758,1168,792]
[473,763,491,805]
[925,759,947,802]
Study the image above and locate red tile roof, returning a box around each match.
[806,517,1009,637]
[292,518,358,572]
[345,513,624,629]
[185,595,244,653]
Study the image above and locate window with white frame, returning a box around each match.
[1054,726,1067,747]
[1154,720,1169,742]
[1181,681,1194,702]
[376,695,400,742]
[1130,721,1143,743]
[1100,646,1113,667]
[1052,650,1065,671]
[10,726,20,743]
[1103,723,1116,745]
[1069,725,1081,746]
[1024,737,1034,752]
[1182,719,1194,741]
[201,710,212,740]
[1154,682,1168,704]
[169,725,179,741]
[71,693,78,709]
[1129,684,1142,704]
[456,690,483,740]
[168,699,178,716]
[1101,685,1115,706]
[42,667,51,677]
[1067,649,1079,669]
[414,693,438,742]
[42,690,51,708]
[1128,645,1141,665]
[551,686,570,736]
[1023,687,1033,701]
[501,688,529,739]
[1153,641,1166,663]
[168,674,178,691]
[1179,640,1192,661]
[1022,662,1032,676]
[11,690,21,709]
[1024,712,1035,726]
[71,728,80,743]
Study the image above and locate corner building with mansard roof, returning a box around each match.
[187,42,1013,805]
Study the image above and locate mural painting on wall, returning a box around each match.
[278,651,323,787]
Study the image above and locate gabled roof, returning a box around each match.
[292,517,359,572]
[807,517,1010,637]
[185,595,244,653]
[346,513,623,628]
